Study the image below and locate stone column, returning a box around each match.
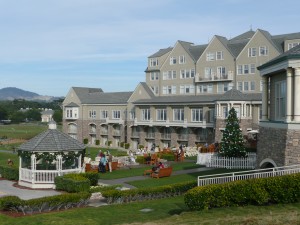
[261,76,268,121]
[286,68,293,122]
[294,68,300,122]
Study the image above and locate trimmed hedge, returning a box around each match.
[81,172,99,186]
[0,192,91,215]
[0,165,19,180]
[102,180,197,204]
[184,173,300,211]
[55,173,90,193]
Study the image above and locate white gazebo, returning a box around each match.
[18,121,86,189]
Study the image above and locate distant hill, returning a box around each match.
[0,87,60,101]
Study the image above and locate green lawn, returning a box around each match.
[0,196,299,225]
[0,152,19,167]
[0,123,48,140]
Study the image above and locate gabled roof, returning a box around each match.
[189,44,208,62]
[72,87,132,104]
[230,30,255,42]
[258,44,300,70]
[41,110,54,115]
[177,40,196,61]
[18,128,85,152]
[258,29,282,53]
[148,47,173,58]
[217,88,261,101]
[140,82,155,98]
[65,102,79,107]
[271,32,300,52]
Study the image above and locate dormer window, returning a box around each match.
[150,58,158,67]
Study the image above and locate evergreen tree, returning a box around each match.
[219,107,246,157]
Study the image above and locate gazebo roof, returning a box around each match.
[18,122,85,152]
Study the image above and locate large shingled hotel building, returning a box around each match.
[63,29,300,151]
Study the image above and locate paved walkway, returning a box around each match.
[0,180,61,200]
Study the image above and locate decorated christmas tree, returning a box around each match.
[219,107,247,157]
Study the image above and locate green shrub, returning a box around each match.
[90,184,122,193]
[102,180,197,204]
[0,165,19,180]
[81,172,99,186]
[55,173,90,193]
[135,156,145,164]
[184,173,300,211]
[138,145,144,149]
[124,143,130,149]
[95,140,100,145]
[159,153,175,161]
[0,196,24,211]
[108,140,112,146]
[120,142,125,148]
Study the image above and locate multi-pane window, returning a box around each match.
[250,81,255,91]
[218,83,232,93]
[191,108,203,122]
[151,86,159,95]
[206,52,215,61]
[180,85,195,94]
[223,106,228,118]
[237,64,255,75]
[237,81,243,91]
[129,111,135,120]
[66,109,72,118]
[216,51,224,60]
[275,80,286,120]
[259,46,268,56]
[156,109,167,121]
[244,82,249,91]
[89,110,96,119]
[179,55,186,64]
[217,66,226,77]
[66,108,78,119]
[170,57,177,65]
[150,58,158,67]
[205,67,214,79]
[173,109,184,121]
[162,85,176,95]
[180,69,195,79]
[162,71,176,80]
[141,109,151,121]
[248,47,257,57]
[288,42,300,50]
[112,110,121,119]
[150,72,159,80]
[197,84,213,93]
[234,107,241,118]
[100,110,108,119]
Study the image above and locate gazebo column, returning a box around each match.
[31,154,36,184]
[57,155,62,176]
[294,68,300,122]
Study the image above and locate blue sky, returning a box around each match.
[0,0,299,97]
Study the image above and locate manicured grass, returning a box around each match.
[97,161,201,180]
[128,168,242,188]
[0,152,19,167]
[0,123,48,140]
[0,196,299,225]
[86,147,128,160]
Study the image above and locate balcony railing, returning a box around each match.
[100,130,108,135]
[89,129,97,134]
[196,135,207,142]
[68,129,77,134]
[195,72,233,82]
[131,132,139,138]
[113,130,121,136]
[178,134,188,140]
[161,133,171,140]
[134,118,213,128]
[146,133,155,139]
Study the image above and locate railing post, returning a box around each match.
[232,173,235,182]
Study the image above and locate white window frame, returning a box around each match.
[150,58,158,67]
[173,108,184,121]
[141,109,151,121]
[156,109,167,121]
[89,110,96,119]
[112,110,121,119]
[179,55,186,64]
[223,106,228,118]
[197,84,213,93]
[191,108,203,122]
[216,51,224,60]
[180,85,195,94]
[248,47,257,57]
[150,72,159,81]
[288,42,300,50]
[259,46,268,56]
[237,81,243,91]
[206,52,215,61]
[151,86,159,95]
[217,66,226,77]
[170,57,177,65]
[100,110,108,119]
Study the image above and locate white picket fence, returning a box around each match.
[198,164,300,186]
[197,153,257,169]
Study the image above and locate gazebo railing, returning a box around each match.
[19,168,81,184]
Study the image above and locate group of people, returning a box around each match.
[97,150,113,173]
[152,161,165,173]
